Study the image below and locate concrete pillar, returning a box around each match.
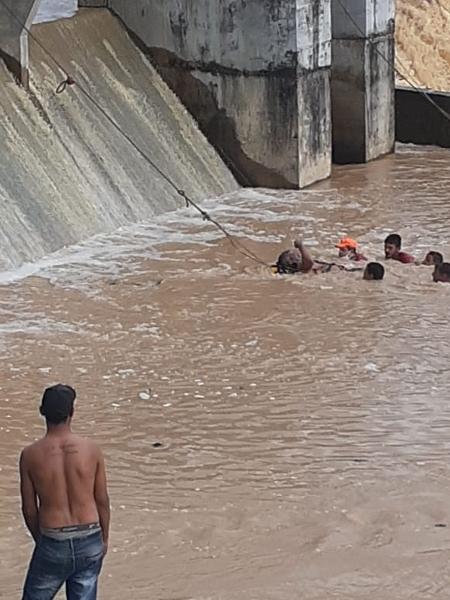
[0,0,41,87]
[297,0,332,187]
[331,0,395,163]
[109,0,332,189]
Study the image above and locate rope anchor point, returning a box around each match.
[56,76,76,95]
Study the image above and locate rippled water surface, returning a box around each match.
[1,147,450,599]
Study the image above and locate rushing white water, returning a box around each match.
[33,0,78,24]
[0,9,237,271]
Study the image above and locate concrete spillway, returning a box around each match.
[0,8,237,270]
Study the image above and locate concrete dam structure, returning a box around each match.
[0,6,237,270]
[0,0,396,268]
[110,0,332,189]
[108,0,395,184]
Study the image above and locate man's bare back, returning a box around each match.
[21,432,105,531]
[20,385,110,600]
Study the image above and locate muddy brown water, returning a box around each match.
[1,146,450,599]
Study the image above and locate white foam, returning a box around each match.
[33,0,78,24]
[0,189,287,290]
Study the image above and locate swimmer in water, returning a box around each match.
[276,240,362,275]
[384,234,415,264]
[433,262,450,283]
[276,240,314,274]
[363,262,385,281]
[422,251,443,266]
[335,237,367,262]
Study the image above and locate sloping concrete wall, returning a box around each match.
[109,0,332,189]
[0,10,237,270]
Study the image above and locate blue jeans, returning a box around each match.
[22,531,104,600]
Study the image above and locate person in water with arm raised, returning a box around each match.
[20,384,110,600]
[276,239,362,275]
[276,239,318,274]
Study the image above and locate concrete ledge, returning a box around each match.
[396,87,450,148]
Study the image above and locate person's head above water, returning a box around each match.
[336,237,358,257]
[363,262,385,281]
[433,262,450,283]
[40,384,76,425]
[384,234,415,263]
[276,249,303,274]
[335,237,368,263]
[384,234,402,259]
[423,251,443,266]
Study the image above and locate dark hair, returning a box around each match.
[427,251,443,265]
[40,384,76,425]
[436,262,450,278]
[276,250,302,274]
[384,234,402,248]
[366,262,385,280]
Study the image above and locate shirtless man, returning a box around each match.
[20,384,110,600]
